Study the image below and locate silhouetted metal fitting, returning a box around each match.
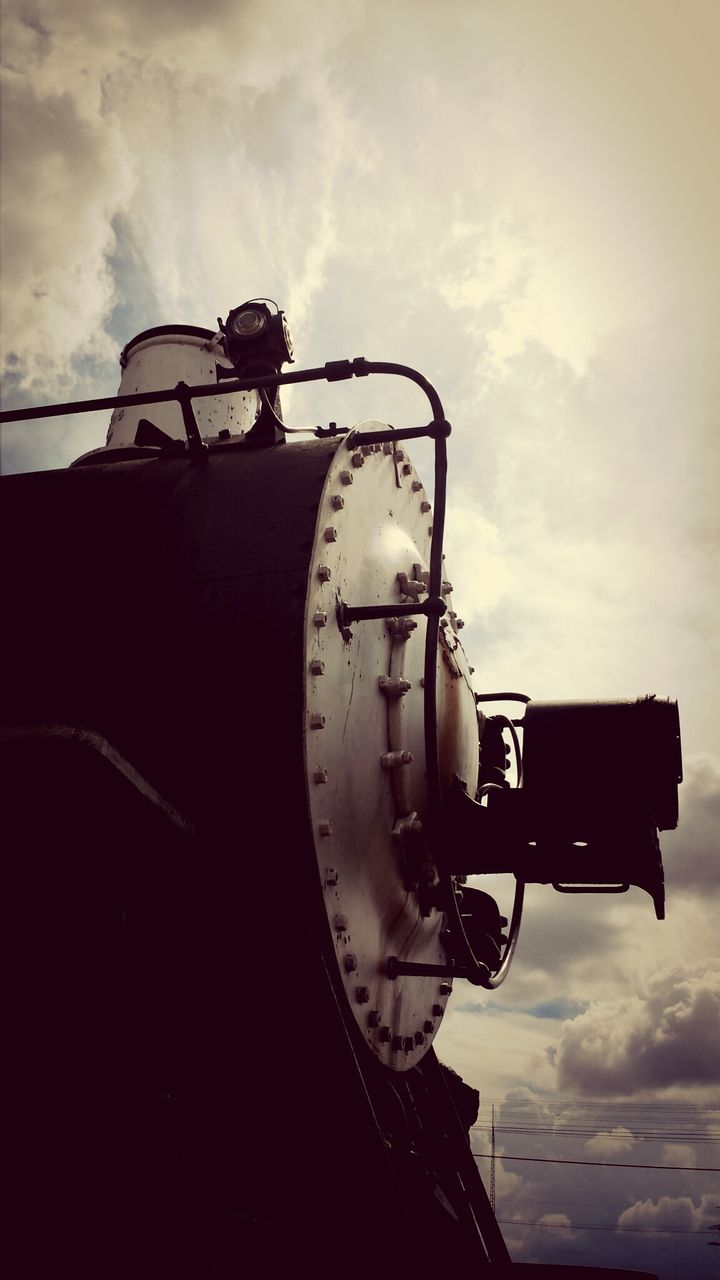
[339,469,354,485]
[421,500,431,513]
[392,813,423,843]
[318,820,332,836]
[442,580,454,595]
[397,571,427,600]
[325,866,339,885]
[379,1026,392,1042]
[334,913,348,931]
[310,659,325,675]
[355,985,370,1004]
[331,494,345,510]
[423,1021,434,1034]
[343,953,358,973]
[351,452,365,467]
[379,675,412,698]
[391,1035,403,1052]
[411,480,423,492]
[414,1031,426,1045]
[317,564,332,581]
[381,750,413,768]
[313,611,328,627]
[368,1009,382,1028]
[313,768,328,784]
[432,1004,444,1017]
[324,526,338,542]
[439,981,452,996]
[310,712,326,729]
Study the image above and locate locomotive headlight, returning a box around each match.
[221,299,294,376]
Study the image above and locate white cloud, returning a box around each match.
[585,1127,635,1157]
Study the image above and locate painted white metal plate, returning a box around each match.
[303,426,478,1070]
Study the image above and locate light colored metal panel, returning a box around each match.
[106,331,259,445]
[303,426,479,1071]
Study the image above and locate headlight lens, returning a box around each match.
[231,308,267,339]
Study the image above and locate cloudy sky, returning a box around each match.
[1,1,718,1273]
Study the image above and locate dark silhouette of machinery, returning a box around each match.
[0,301,680,1277]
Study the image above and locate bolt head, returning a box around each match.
[310,659,325,675]
[339,469,354,485]
[423,1021,433,1034]
[333,913,348,931]
[317,564,332,582]
[411,479,423,492]
[421,500,431,513]
[368,1010,382,1027]
[313,610,328,627]
[313,767,328,785]
[403,1036,414,1053]
[355,986,370,1004]
[379,1026,392,1043]
[402,462,412,475]
[325,867,338,886]
[391,1035,403,1052]
[318,819,332,837]
[414,1031,426,1045]
[331,494,344,510]
[324,526,338,542]
[351,452,365,468]
[382,441,394,454]
[310,712,326,729]
[343,953,358,973]
[432,1004,444,1018]
[439,981,452,997]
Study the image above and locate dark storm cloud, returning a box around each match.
[556,968,720,1096]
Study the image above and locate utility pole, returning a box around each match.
[490,1103,496,1213]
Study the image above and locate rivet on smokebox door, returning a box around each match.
[339,470,354,485]
[331,494,344,510]
[310,659,325,675]
[351,452,365,468]
[368,1010,382,1027]
[318,820,332,836]
[324,527,338,542]
[314,768,328,785]
[310,712,326,729]
[343,953,358,973]
[355,986,370,1005]
[313,611,328,628]
[317,565,331,582]
[402,463,412,476]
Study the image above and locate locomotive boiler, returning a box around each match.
[1,300,681,1277]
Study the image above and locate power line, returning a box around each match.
[473,1153,720,1171]
[498,1219,716,1236]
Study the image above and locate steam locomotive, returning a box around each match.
[1,301,681,1276]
